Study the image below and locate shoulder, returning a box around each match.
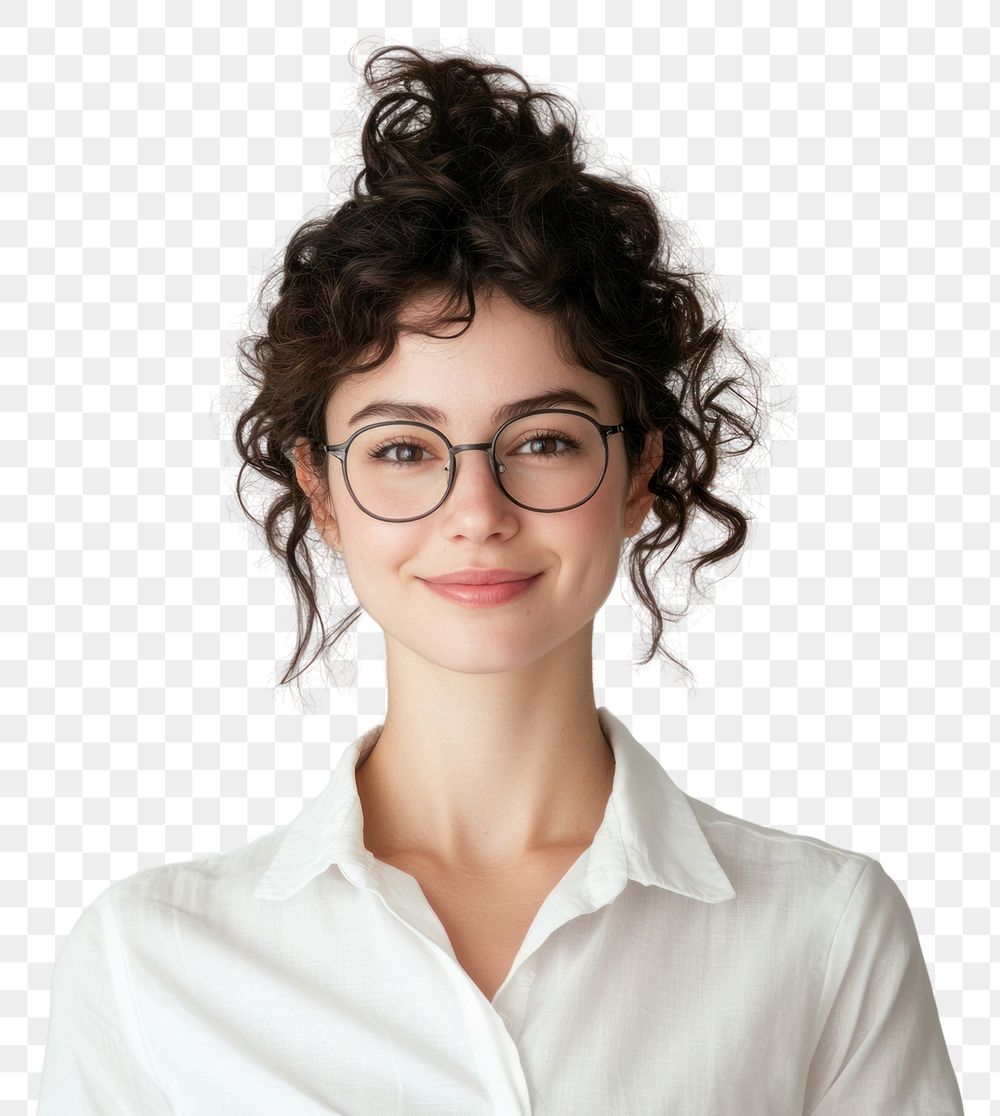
[82,826,290,939]
[686,794,888,927]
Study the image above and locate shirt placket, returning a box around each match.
[447,961,534,1114]
[345,856,535,1114]
[494,965,536,1040]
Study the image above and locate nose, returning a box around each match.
[444,443,510,509]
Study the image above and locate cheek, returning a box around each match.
[341,527,410,583]
[552,498,626,594]
[336,513,424,607]
[565,485,626,550]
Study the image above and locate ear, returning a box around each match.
[623,429,663,537]
[292,437,341,552]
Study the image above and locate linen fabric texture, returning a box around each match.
[37,707,963,1114]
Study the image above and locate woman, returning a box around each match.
[38,43,963,1114]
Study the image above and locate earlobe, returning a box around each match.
[314,503,343,553]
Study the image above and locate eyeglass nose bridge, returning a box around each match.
[398,439,515,515]
[444,439,510,480]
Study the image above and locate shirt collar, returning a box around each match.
[253,705,735,905]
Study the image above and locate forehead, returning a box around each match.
[327,291,619,425]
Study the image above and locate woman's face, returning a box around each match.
[294,291,658,676]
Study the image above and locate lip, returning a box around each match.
[421,568,540,586]
[419,572,543,608]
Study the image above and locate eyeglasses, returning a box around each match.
[314,408,627,523]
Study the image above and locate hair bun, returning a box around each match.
[356,44,580,209]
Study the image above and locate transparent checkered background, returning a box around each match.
[4,2,995,1112]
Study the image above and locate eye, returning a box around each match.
[513,430,582,457]
[367,436,435,465]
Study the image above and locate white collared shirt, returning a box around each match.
[38,706,962,1114]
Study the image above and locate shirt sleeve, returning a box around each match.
[803,857,964,1115]
[37,884,174,1116]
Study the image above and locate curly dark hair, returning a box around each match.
[232,42,769,694]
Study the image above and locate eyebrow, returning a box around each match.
[347,388,601,429]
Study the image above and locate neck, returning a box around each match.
[354,643,615,872]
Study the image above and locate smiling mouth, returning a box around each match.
[419,572,543,607]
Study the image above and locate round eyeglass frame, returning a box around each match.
[313,408,628,523]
